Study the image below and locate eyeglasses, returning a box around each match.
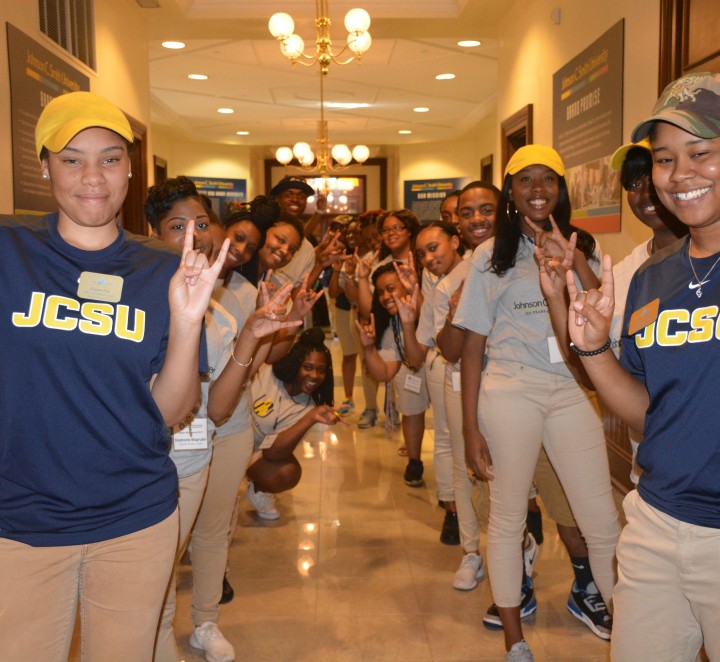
[380,224,407,236]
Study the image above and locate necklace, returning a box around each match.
[688,246,720,298]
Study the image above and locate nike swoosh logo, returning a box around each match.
[689,281,709,289]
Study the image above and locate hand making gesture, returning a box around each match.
[244,282,302,339]
[354,313,377,348]
[393,284,420,325]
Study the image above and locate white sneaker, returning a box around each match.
[505,640,534,662]
[189,621,235,662]
[523,531,539,578]
[453,552,486,590]
[245,481,280,520]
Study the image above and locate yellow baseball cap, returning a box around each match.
[35,91,133,160]
[610,138,651,171]
[504,144,565,177]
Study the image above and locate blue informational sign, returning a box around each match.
[403,177,470,223]
[187,176,248,224]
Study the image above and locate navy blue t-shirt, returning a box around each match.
[621,236,720,528]
[0,214,203,546]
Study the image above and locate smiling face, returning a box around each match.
[651,122,720,232]
[224,219,262,269]
[42,127,130,244]
[415,226,460,276]
[379,215,411,255]
[276,187,309,217]
[457,187,497,248]
[344,221,360,251]
[292,350,327,395]
[626,174,670,232]
[509,165,560,232]
[375,271,407,316]
[151,197,213,257]
[258,222,302,271]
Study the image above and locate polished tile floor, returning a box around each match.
[169,340,619,662]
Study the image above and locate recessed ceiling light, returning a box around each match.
[399,130,412,135]
[162,41,185,49]
[236,131,250,136]
[217,108,234,114]
[325,102,371,109]
[457,40,481,48]
[188,74,208,80]
[436,73,455,80]
[413,107,429,113]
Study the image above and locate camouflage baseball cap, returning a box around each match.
[631,72,720,142]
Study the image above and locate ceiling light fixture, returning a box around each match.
[413,107,429,113]
[161,41,185,49]
[457,40,481,48]
[188,74,208,80]
[217,108,234,114]
[269,1,372,75]
[274,70,370,177]
[398,130,412,135]
[236,131,250,136]
[435,73,455,80]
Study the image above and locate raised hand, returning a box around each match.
[244,282,301,339]
[315,231,348,270]
[393,284,419,325]
[355,248,378,279]
[566,253,615,351]
[534,231,577,300]
[525,214,571,262]
[393,253,418,291]
[354,313,377,347]
[169,221,230,324]
[290,273,324,320]
[315,190,328,213]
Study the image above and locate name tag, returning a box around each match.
[547,336,564,364]
[173,417,209,451]
[404,373,422,394]
[258,433,278,450]
[77,272,124,302]
[451,370,461,392]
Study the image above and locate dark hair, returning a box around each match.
[377,209,421,261]
[369,262,415,365]
[417,220,465,257]
[490,172,596,276]
[440,189,462,208]
[459,180,501,202]
[620,147,653,191]
[359,209,384,229]
[272,327,334,406]
[144,176,200,231]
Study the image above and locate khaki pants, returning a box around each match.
[612,490,720,662]
[0,510,178,662]
[478,360,620,608]
[426,350,453,502]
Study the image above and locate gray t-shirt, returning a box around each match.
[454,235,601,377]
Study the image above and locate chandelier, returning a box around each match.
[270,2,372,177]
[269,1,372,75]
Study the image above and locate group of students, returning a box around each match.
[1,70,719,662]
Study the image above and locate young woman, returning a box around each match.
[147,179,299,662]
[567,72,720,662]
[355,263,430,486]
[0,92,227,661]
[439,189,462,227]
[455,145,621,662]
[246,328,338,518]
[400,221,465,545]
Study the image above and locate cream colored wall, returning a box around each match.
[0,0,150,213]
[497,0,662,262]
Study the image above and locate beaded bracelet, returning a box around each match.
[569,338,611,357]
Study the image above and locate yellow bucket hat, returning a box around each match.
[35,91,133,160]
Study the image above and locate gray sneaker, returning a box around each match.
[453,552,486,590]
[505,640,534,662]
[358,408,377,429]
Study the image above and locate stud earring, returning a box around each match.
[128,172,133,179]
[42,174,49,180]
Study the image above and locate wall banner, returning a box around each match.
[553,20,624,233]
[403,177,470,223]
[186,176,247,224]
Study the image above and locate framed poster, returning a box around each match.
[186,176,247,224]
[553,20,624,233]
[403,177,470,223]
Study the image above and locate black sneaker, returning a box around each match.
[440,510,460,545]
[219,574,234,605]
[483,574,537,629]
[566,581,612,640]
[403,459,424,487]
